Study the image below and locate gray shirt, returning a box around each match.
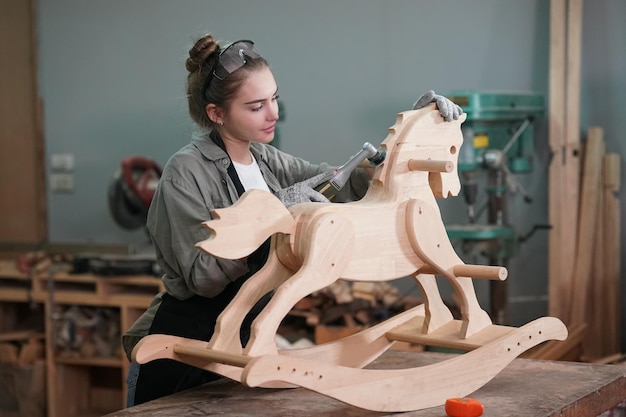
[122,132,370,360]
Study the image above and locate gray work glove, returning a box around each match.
[276,170,335,208]
[413,90,464,122]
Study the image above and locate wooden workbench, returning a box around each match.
[105,351,626,417]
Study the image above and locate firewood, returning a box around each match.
[18,338,44,364]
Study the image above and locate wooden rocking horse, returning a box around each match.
[133,104,567,412]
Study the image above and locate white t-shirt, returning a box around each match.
[232,154,271,192]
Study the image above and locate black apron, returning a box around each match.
[134,133,271,405]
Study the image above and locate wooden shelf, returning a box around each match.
[0,287,32,302]
[31,271,163,307]
[55,355,123,368]
[0,330,45,342]
[0,260,27,276]
[0,265,162,417]
[0,261,31,303]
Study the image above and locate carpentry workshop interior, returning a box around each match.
[1,1,625,416]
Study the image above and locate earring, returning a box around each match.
[219,120,224,126]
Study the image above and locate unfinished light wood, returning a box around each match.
[407,159,453,173]
[386,316,515,351]
[548,0,584,324]
[133,105,567,412]
[242,318,566,412]
[548,0,567,321]
[132,305,429,390]
[561,0,584,323]
[523,322,586,361]
[602,153,621,355]
[569,127,604,326]
[587,182,605,360]
[419,264,507,281]
[201,190,295,260]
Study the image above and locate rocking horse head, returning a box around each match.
[365,104,466,202]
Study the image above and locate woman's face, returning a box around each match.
[220,67,280,145]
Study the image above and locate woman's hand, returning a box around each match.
[413,90,464,122]
[276,171,335,207]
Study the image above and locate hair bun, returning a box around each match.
[186,34,219,72]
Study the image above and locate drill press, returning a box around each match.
[444,91,544,324]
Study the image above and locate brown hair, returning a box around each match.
[185,34,269,131]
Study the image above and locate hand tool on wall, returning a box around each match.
[108,156,162,230]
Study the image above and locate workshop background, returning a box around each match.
[33,0,625,333]
[1,1,625,415]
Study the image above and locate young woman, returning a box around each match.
[123,33,462,406]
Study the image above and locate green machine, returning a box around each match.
[444,90,545,324]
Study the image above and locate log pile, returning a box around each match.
[284,280,423,346]
[0,332,46,417]
[0,331,45,365]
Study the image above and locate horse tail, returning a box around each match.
[196,189,295,259]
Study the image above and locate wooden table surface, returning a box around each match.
[106,350,626,417]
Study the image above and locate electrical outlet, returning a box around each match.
[50,173,74,193]
[50,153,75,171]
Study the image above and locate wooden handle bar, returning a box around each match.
[173,344,251,367]
[421,264,507,281]
[408,159,454,173]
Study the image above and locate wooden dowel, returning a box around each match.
[173,344,251,367]
[408,159,454,173]
[453,265,507,281]
[420,264,507,281]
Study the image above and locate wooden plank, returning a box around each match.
[548,0,567,320]
[585,180,605,360]
[0,0,46,244]
[559,0,584,324]
[0,330,44,343]
[174,344,251,368]
[604,153,621,191]
[603,153,621,355]
[569,127,604,326]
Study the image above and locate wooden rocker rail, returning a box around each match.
[242,317,567,412]
[135,316,567,412]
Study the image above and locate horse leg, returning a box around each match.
[406,199,491,338]
[412,273,454,333]
[208,236,295,354]
[244,213,355,357]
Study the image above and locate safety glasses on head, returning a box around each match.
[203,40,262,100]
